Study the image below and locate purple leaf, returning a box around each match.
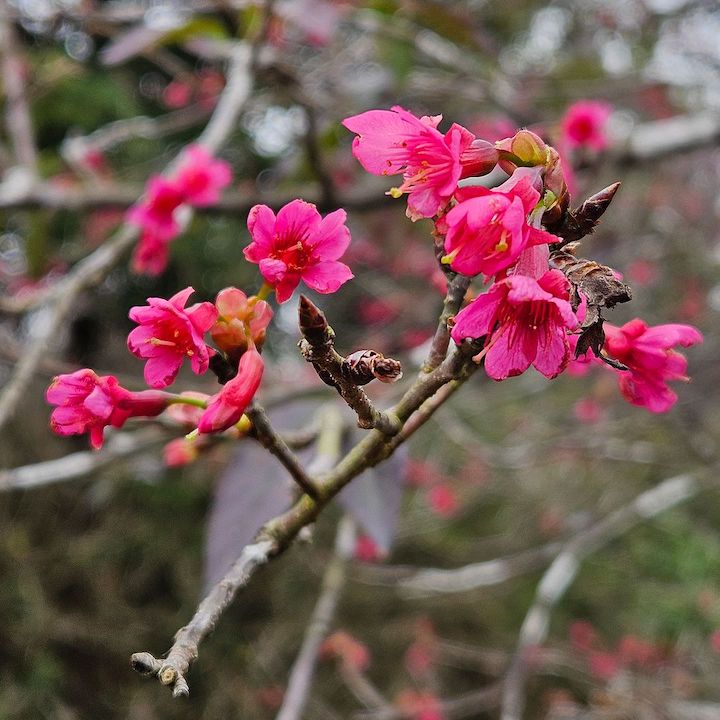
[202,401,318,592]
[337,444,407,554]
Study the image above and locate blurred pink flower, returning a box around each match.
[127,176,184,240]
[127,287,218,388]
[244,200,353,303]
[560,100,612,151]
[131,231,171,276]
[427,484,458,518]
[175,144,232,206]
[603,319,703,412]
[451,270,578,380]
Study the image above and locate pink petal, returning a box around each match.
[306,209,351,260]
[342,109,415,175]
[302,261,354,294]
[451,285,506,342]
[275,274,301,303]
[484,325,532,380]
[187,301,219,332]
[259,257,288,284]
[640,324,703,349]
[246,204,277,252]
[144,354,183,389]
[533,329,570,378]
[169,286,195,310]
[275,199,321,241]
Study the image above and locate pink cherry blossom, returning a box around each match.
[164,437,200,467]
[441,168,559,278]
[244,199,353,303]
[47,369,169,449]
[560,100,613,151]
[451,270,578,380]
[174,144,232,206]
[603,319,703,413]
[127,286,218,388]
[127,176,184,240]
[131,230,171,276]
[198,347,264,433]
[342,106,497,220]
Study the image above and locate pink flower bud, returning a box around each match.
[210,287,273,362]
[198,348,264,433]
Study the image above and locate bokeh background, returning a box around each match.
[0,1,719,718]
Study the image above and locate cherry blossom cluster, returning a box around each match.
[343,105,702,410]
[48,101,703,453]
[127,144,232,275]
[48,195,354,451]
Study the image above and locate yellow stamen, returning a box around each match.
[387,187,403,199]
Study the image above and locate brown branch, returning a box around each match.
[275,515,355,720]
[247,404,320,499]
[298,295,402,435]
[131,344,478,697]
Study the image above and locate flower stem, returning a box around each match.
[167,395,208,409]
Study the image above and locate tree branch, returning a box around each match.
[248,404,320,499]
[275,515,355,720]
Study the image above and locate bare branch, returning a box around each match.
[298,295,402,436]
[501,472,703,720]
[131,537,277,698]
[0,427,166,491]
[275,515,355,720]
[422,272,472,373]
[248,404,320,499]
[0,8,38,172]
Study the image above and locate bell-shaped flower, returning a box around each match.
[210,287,273,363]
[47,369,170,449]
[174,144,232,206]
[451,269,578,380]
[441,168,559,278]
[127,286,218,388]
[244,200,353,303]
[603,319,702,413]
[198,347,264,433]
[342,106,496,220]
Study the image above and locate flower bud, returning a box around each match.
[497,129,549,173]
[459,139,499,178]
[198,347,264,433]
[210,287,273,363]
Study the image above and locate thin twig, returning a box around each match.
[248,405,320,499]
[422,273,471,373]
[501,471,704,720]
[358,541,563,597]
[298,296,402,436]
[275,515,356,720]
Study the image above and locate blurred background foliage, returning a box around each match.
[0,1,719,718]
